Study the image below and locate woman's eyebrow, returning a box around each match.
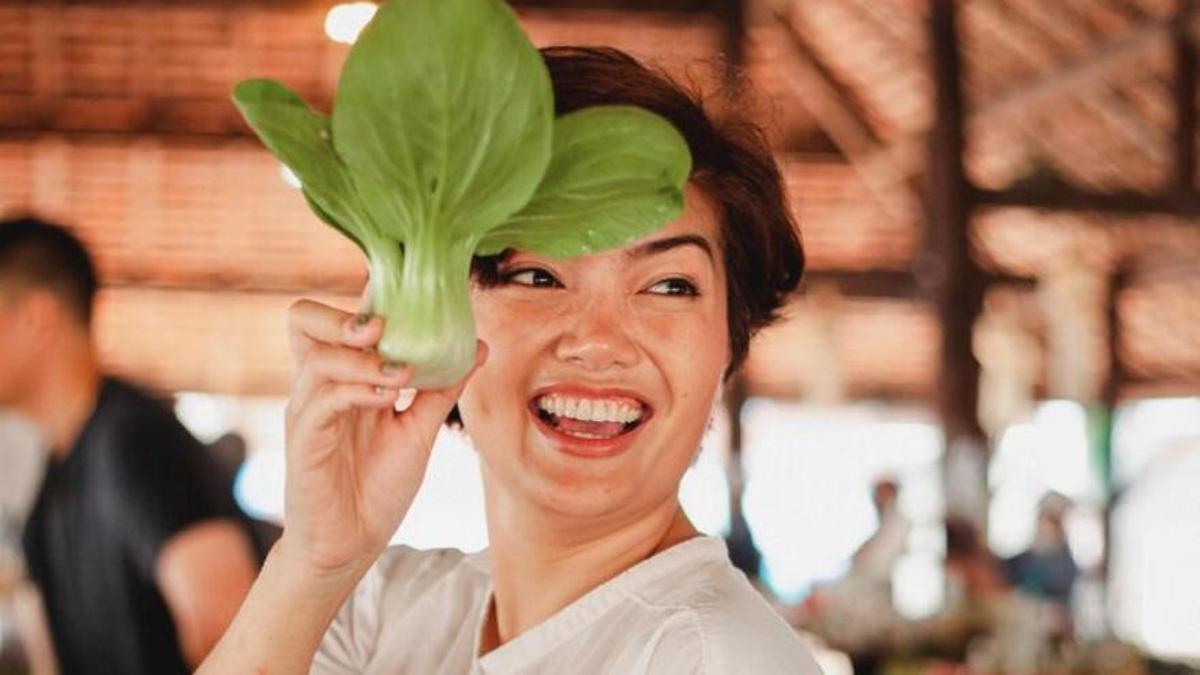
[625,235,714,262]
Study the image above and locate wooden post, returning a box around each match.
[717,0,745,96]
[1096,265,1128,596]
[927,0,990,520]
[723,372,748,517]
[1173,0,1197,191]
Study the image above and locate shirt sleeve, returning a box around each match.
[97,396,239,579]
[642,594,825,674]
[636,611,708,673]
[311,545,474,673]
[698,604,825,675]
[311,561,386,674]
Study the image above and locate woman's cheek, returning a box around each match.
[634,306,725,360]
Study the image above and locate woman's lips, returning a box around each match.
[527,401,648,458]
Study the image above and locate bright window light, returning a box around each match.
[325,2,378,45]
[739,399,943,603]
[176,393,290,521]
[1108,397,1200,662]
[987,400,1102,557]
[392,428,488,552]
[1113,397,1200,487]
[679,404,731,537]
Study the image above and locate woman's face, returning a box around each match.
[459,184,730,521]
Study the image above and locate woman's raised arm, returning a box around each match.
[198,299,486,674]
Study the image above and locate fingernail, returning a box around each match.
[351,314,371,331]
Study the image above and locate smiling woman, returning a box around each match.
[199,46,818,675]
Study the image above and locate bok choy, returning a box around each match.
[232,0,692,389]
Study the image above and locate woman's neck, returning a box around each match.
[479,496,698,655]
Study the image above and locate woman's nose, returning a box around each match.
[553,299,640,371]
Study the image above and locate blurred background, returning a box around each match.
[1,0,1198,673]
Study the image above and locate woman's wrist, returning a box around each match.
[196,537,377,674]
[271,533,379,594]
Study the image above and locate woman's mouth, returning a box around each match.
[530,393,648,441]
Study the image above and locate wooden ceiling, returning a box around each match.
[0,0,1196,401]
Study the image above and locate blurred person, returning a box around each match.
[1002,493,1079,610]
[199,46,821,673]
[207,431,283,560]
[724,464,762,582]
[207,430,249,492]
[0,217,259,674]
[852,477,910,582]
[942,516,1008,609]
[798,479,910,674]
[909,517,1065,672]
[844,478,910,674]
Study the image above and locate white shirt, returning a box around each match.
[313,536,822,674]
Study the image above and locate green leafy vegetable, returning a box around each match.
[233,0,691,389]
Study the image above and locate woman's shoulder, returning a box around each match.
[373,543,485,586]
[630,541,823,674]
[312,545,489,673]
[365,543,490,613]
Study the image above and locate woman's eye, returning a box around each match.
[503,268,561,288]
[645,278,699,297]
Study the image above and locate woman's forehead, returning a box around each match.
[502,184,721,265]
[668,183,721,241]
[619,183,721,255]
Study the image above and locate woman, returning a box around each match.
[201,47,821,674]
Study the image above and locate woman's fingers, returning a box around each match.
[287,298,385,363]
[295,383,400,437]
[292,342,411,403]
[398,341,489,445]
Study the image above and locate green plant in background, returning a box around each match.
[232,0,691,389]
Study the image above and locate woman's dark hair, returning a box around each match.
[0,216,98,327]
[450,46,805,425]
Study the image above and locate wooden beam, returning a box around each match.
[769,9,880,155]
[104,280,363,297]
[1103,266,1128,410]
[969,0,1166,165]
[768,9,919,225]
[1118,376,1200,399]
[803,268,1034,300]
[839,0,920,65]
[781,10,1177,234]
[1088,89,1167,161]
[1173,0,1197,190]
[512,0,710,11]
[803,269,922,299]
[716,0,746,93]
[1098,264,1127,607]
[976,17,1171,124]
[927,0,989,485]
[975,185,1200,216]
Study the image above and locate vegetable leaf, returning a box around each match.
[332,0,553,240]
[232,80,369,250]
[232,0,692,389]
[478,105,691,258]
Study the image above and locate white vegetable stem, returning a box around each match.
[368,233,478,390]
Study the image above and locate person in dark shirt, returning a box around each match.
[0,217,259,674]
[1002,494,1079,610]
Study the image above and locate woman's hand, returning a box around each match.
[198,299,485,674]
[279,299,486,578]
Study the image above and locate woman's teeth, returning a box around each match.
[536,394,644,424]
